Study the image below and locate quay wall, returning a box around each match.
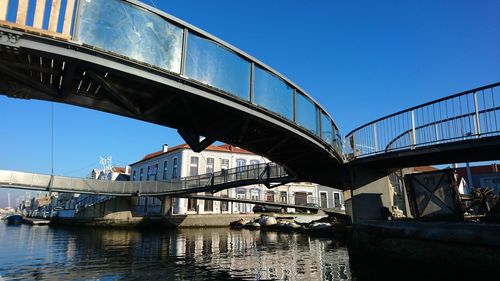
[350,220,500,270]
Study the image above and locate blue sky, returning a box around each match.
[0,0,499,206]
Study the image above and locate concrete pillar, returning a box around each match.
[161,195,173,216]
[347,166,394,223]
[175,197,187,214]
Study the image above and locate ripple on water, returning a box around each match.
[0,224,353,280]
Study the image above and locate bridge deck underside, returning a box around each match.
[0,29,343,186]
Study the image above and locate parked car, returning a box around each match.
[252,205,286,213]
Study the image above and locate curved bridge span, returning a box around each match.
[0,0,342,186]
[346,82,500,168]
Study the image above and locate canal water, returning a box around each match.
[0,223,352,280]
[0,223,471,281]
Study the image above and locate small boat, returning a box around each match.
[4,214,23,225]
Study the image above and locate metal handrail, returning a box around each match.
[345,83,500,158]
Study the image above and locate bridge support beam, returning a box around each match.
[346,166,395,224]
[178,129,215,152]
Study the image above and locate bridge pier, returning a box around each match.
[346,166,397,223]
[161,196,173,216]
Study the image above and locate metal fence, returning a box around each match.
[345,82,500,159]
[0,163,288,196]
[74,195,113,213]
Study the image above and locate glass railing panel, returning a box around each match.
[253,66,293,120]
[333,126,342,152]
[295,93,319,135]
[186,32,251,100]
[76,0,183,73]
[321,112,334,144]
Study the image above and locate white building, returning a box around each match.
[129,143,336,215]
[88,166,131,181]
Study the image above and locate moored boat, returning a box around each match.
[4,214,23,225]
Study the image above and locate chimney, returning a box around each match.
[125,165,131,174]
[162,144,169,153]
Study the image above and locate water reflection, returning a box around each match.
[0,224,351,280]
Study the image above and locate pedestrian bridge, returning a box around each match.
[0,163,289,196]
[0,0,342,185]
[345,82,500,168]
[0,0,499,188]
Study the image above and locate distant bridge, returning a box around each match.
[0,163,289,196]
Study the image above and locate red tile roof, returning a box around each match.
[135,143,254,164]
[413,166,438,173]
[455,163,499,179]
[112,166,127,173]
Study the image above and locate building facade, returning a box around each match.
[129,143,344,215]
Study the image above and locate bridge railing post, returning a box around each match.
[473,91,481,137]
[411,110,417,148]
[435,123,440,144]
[373,123,378,152]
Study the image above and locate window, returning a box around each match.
[236,189,246,213]
[221,189,229,212]
[139,168,143,181]
[266,191,274,202]
[251,189,260,201]
[280,191,287,203]
[132,170,136,181]
[189,156,199,176]
[250,160,259,177]
[204,191,213,212]
[146,165,152,181]
[237,159,246,167]
[236,159,246,179]
[334,193,341,208]
[153,163,158,181]
[220,158,229,170]
[172,158,178,178]
[295,192,307,205]
[206,158,214,174]
[320,192,328,208]
[188,197,197,211]
[162,160,168,180]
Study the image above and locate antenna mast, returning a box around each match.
[99,156,113,180]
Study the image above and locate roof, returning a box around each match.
[455,163,499,179]
[413,166,438,173]
[131,143,254,166]
[111,166,127,174]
